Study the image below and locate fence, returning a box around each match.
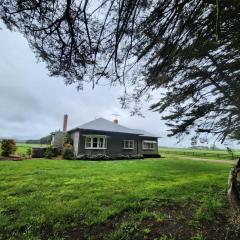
[160,150,239,160]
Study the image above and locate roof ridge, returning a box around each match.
[81,117,131,129]
[68,117,157,137]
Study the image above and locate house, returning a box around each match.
[67,117,159,158]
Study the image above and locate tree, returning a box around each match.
[191,136,197,149]
[1,139,17,157]
[1,0,240,142]
[40,135,52,144]
[63,133,73,146]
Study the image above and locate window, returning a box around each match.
[85,136,107,149]
[93,137,98,148]
[99,138,104,148]
[142,141,156,150]
[123,140,134,149]
[85,137,92,148]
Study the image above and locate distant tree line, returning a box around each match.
[26,135,52,145]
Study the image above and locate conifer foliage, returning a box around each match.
[1,0,240,141]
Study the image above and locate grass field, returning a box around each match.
[159,147,240,160]
[0,143,47,156]
[10,143,240,160]
[15,143,48,155]
[0,157,235,240]
[2,143,239,160]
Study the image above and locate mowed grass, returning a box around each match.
[0,157,232,239]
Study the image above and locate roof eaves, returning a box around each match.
[68,127,141,135]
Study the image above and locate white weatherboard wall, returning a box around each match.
[72,132,79,156]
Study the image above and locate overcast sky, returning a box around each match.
[0,26,238,148]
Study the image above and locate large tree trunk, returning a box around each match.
[228,159,240,224]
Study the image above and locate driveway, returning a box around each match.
[177,156,234,164]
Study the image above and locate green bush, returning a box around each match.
[1,139,17,157]
[62,144,74,159]
[76,154,89,160]
[27,147,32,157]
[89,154,111,160]
[63,133,73,145]
[45,146,55,159]
[142,153,161,158]
[114,154,144,160]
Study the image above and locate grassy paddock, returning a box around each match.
[0,157,233,240]
[16,143,48,155]
[0,143,48,156]
[159,147,240,160]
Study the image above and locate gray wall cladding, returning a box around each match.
[75,129,158,156]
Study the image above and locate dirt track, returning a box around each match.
[177,156,234,164]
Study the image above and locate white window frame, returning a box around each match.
[123,140,134,149]
[84,135,108,149]
[142,141,156,150]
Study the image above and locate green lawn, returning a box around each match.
[0,157,233,240]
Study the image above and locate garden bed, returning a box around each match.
[0,155,27,161]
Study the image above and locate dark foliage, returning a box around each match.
[26,139,40,144]
[76,153,144,160]
[0,139,17,157]
[62,144,74,159]
[143,153,161,158]
[40,135,52,145]
[26,147,32,157]
[32,147,58,158]
[76,154,89,160]
[89,154,111,161]
[26,135,51,145]
[76,154,110,160]
[1,1,240,142]
[32,147,46,158]
[114,154,144,160]
[44,146,55,159]
[63,133,73,146]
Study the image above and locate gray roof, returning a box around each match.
[131,129,157,138]
[68,118,157,137]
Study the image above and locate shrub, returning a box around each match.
[136,154,144,159]
[115,154,129,159]
[76,154,89,160]
[52,147,60,156]
[40,135,52,144]
[191,233,204,240]
[89,154,111,160]
[1,139,17,157]
[143,153,161,158]
[63,133,73,146]
[45,146,55,159]
[114,154,143,160]
[27,147,32,157]
[62,144,74,159]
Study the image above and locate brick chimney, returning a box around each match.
[113,119,118,124]
[63,114,68,132]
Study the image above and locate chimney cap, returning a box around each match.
[112,113,120,124]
